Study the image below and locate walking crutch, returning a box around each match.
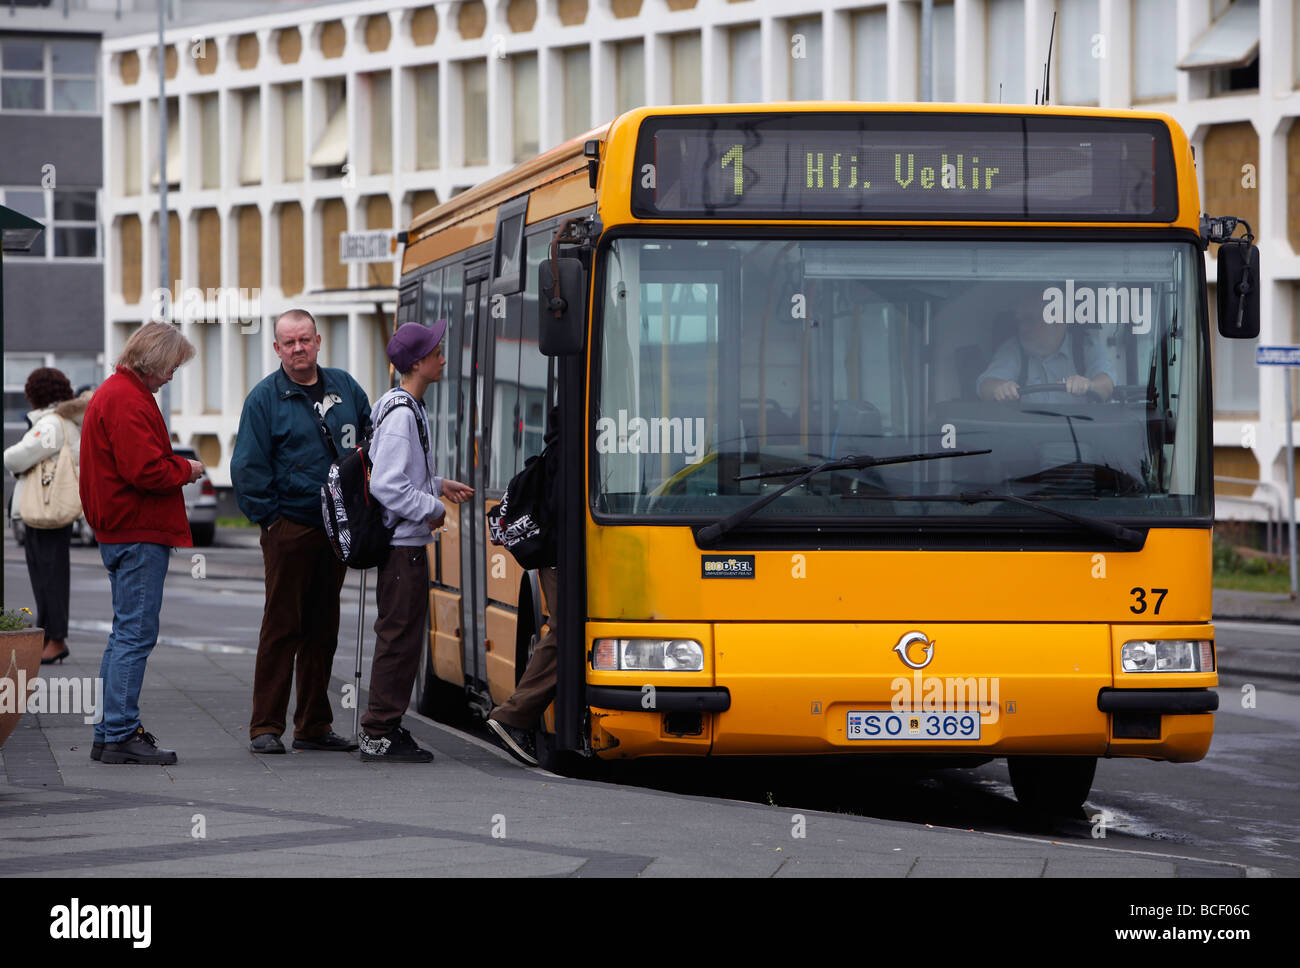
[352,567,367,741]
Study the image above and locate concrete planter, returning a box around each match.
[0,627,44,750]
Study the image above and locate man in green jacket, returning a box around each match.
[231,309,371,754]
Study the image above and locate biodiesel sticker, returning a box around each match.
[701,555,755,579]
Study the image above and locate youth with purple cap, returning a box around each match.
[357,320,473,762]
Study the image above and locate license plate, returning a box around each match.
[846,710,982,741]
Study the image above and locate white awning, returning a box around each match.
[1179,0,1259,71]
[149,120,180,188]
[308,104,348,168]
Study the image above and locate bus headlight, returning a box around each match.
[591,639,704,671]
[1120,640,1214,673]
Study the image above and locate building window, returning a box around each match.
[327,316,350,370]
[670,33,701,105]
[729,24,761,103]
[929,2,955,101]
[788,16,823,100]
[239,89,261,185]
[1132,0,1177,100]
[986,0,1025,103]
[367,71,392,175]
[0,187,98,260]
[0,37,97,113]
[279,83,303,182]
[852,9,888,102]
[561,46,590,140]
[1056,0,1100,106]
[202,322,222,414]
[198,93,220,189]
[120,102,141,196]
[310,77,348,178]
[615,39,644,114]
[0,188,48,257]
[461,59,488,166]
[150,97,179,189]
[243,326,263,387]
[1182,0,1259,96]
[52,189,97,258]
[1211,288,1260,414]
[413,65,439,169]
[512,53,538,162]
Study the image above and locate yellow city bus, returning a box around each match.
[398,104,1259,813]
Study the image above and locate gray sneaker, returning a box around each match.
[249,733,286,754]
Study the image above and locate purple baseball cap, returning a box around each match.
[387,319,447,372]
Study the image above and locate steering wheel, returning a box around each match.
[1017,382,1106,403]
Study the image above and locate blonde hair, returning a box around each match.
[117,321,196,378]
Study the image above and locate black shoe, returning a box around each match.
[359,726,433,763]
[487,718,539,767]
[293,730,359,752]
[100,727,178,765]
[249,733,286,754]
[90,741,103,761]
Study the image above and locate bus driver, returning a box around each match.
[977,288,1116,405]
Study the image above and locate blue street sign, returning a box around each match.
[1256,345,1300,366]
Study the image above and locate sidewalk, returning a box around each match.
[1213,588,1300,625]
[0,642,1264,878]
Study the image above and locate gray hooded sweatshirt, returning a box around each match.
[367,388,444,547]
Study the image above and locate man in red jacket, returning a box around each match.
[80,322,203,765]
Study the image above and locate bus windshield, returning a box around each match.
[593,237,1209,525]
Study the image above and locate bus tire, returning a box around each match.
[1007,756,1097,816]
[415,613,470,728]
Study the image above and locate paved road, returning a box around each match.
[2,532,1296,877]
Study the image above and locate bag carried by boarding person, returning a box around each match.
[320,393,429,569]
[19,417,81,529]
[487,442,557,570]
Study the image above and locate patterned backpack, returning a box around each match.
[320,392,429,569]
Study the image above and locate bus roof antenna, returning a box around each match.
[1042,11,1057,106]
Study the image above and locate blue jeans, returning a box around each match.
[94,542,170,743]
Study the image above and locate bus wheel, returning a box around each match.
[415,614,470,728]
[1007,756,1097,816]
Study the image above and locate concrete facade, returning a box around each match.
[91,0,1300,524]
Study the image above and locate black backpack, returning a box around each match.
[488,444,557,570]
[320,392,429,569]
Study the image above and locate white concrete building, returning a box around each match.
[99,0,1297,531]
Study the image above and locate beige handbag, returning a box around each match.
[18,418,81,529]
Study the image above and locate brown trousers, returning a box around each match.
[361,545,429,737]
[250,519,348,740]
[491,566,558,729]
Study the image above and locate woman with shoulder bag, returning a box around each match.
[3,367,92,664]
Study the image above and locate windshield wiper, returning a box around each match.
[696,449,991,545]
[956,489,1145,548]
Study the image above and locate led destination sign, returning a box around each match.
[632,113,1178,221]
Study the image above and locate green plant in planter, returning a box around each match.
[0,607,34,631]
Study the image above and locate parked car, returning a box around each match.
[10,446,217,547]
[174,446,217,547]
[9,494,96,547]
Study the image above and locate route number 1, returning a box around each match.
[721,145,744,196]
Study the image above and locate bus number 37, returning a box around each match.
[1129,587,1169,614]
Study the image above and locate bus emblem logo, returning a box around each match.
[893,631,935,670]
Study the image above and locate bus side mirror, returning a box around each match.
[1217,243,1260,339]
[539,257,587,356]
